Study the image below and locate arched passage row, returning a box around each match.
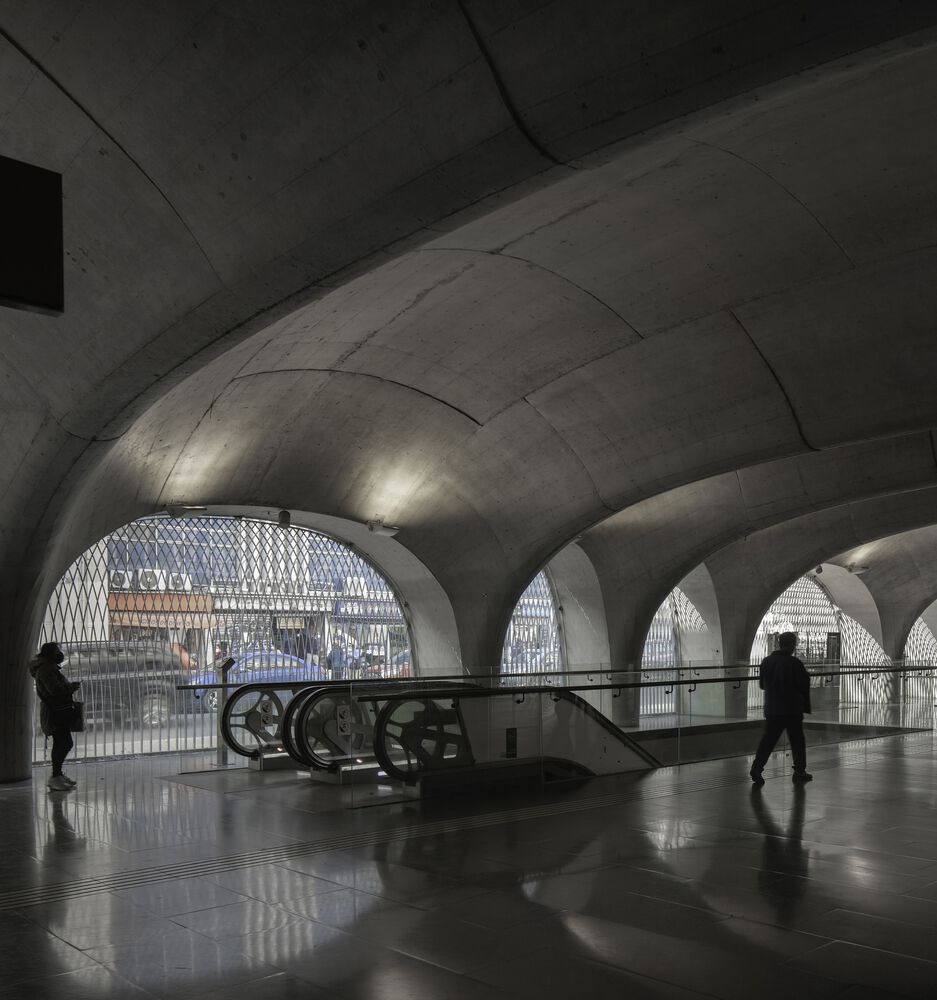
[34,511,937,763]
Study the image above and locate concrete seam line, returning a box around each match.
[454,0,566,169]
[727,307,820,453]
[689,138,856,271]
[0,25,223,286]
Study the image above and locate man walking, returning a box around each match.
[750,631,813,785]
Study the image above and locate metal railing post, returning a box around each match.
[215,657,235,767]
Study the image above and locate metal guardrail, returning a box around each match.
[205,664,937,769]
[181,662,937,697]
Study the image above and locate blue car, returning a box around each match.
[194,650,324,712]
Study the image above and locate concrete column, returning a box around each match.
[546,543,611,670]
[0,585,38,783]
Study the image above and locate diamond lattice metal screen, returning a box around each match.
[35,515,411,762]
[750,575,890,712]
[640,587,709,716]
[901,618,937,703]
[903,617,937,665]
[501,571,563,683]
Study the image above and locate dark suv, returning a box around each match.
[59,641,193,728]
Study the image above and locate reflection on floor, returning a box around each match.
[630,701,936,733]
[2,733,937,998]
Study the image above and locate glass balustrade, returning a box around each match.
[185,664,936,807]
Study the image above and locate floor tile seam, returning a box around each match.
[3,961,131,996]
[369,938,500,983]
[748,831,937,869]
[787,933,937,969]
[557,945,741,1000]
[823,903,937,934]
[577,957,724,1000]
[612,882,743,924]
[163,907,307,941]
[705,911,836,953]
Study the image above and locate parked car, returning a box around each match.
[193,649,323,712]
[58,641,194,728]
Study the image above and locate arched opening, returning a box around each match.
[904,617,937,665]
[749,573,889,715]
[36,514,412,762]
[501,571,564,682]
[903,616,937,706]
[640,587,709,716]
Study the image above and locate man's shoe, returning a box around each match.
[792,771,813,783]
[47,775,71,791]
[59,774,77,787]
[749,767,765,785]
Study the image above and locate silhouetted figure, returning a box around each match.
[327,640,348,680]
[749,783,809,924]
[750,631,813,784]
[29,641,80,791]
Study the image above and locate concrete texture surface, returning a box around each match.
[4,3,937,777]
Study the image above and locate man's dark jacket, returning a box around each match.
[759,649,811,716]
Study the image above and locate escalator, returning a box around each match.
[369,685,661,791]
[219,678,477,769]
[220,680,659,792]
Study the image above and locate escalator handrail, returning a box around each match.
[294,685,370,772]
[552,688,661,767]
[293,680,483,772]
[218,677,483,758]
[281,686,331,767]
[220,682,313,758]
[366,683,662,770]
[256,678,478,771]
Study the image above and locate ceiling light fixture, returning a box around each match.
[367,517,400,537]
[165,505,208,518]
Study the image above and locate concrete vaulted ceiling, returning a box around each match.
[4,2,937,758]
[574,434,937,666]
[705,491,937,662]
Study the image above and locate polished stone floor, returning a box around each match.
[2,732,937,999]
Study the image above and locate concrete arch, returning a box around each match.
[831,525,937,660]
[7,8,937,782]
[918,600,937,649]
[544,542,611,670]
[576,433,937,671]
[673,564,724,667]
[806,564,884,650]
[705,489,937,663]
[210,507,462,677]
[27,504,463,696]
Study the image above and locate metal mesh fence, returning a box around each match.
[750,574,892,713]
[501,571,563,683]
[640,587,709,716]
[903,617,937,665]
[900,618,937,704]
[35,515,411,762]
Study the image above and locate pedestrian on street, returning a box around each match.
[327,639,348,681]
